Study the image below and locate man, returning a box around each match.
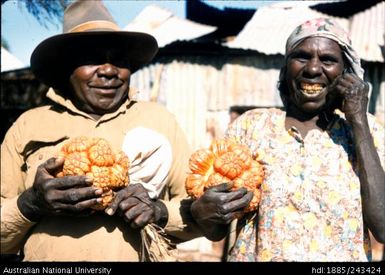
[1,0,198,261]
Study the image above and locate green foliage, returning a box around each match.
[1,37,10,50]
[2,0,71,28]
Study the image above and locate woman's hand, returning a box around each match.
[329,71,369,119]
[17,157,103,221]
[105,183,168,228]
[190,182,253,241]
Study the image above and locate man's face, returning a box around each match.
[285,37,345,114]
[69,63,131,117]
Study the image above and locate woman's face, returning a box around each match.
[69,63,131,117]
[285,37,345,114]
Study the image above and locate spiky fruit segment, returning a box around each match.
[185,139,264,212]
[185,174,205,199]
[56,136,130,210]
[188,149,215,175]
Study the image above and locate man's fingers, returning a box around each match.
[118,197,141,212]
[42,157,65,174]
[55,198,102,213]
[131,210,153,228]
[123,204,145,223]
[35,157,64,183]
[105,187,136,215]
[105,192,124,216]
[54,187,103,203]
[105,184,148,216]
[44,175,93,190]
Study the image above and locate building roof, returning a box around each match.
[1,47,26,72]
[186,0,255,41]
[349,1,384,62]
[310,0,382,18]
[225,1,384,62]
[225,3,348,56]
[123,5,217,47]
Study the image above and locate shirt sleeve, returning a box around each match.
[1,120,36,253]
[122,127,173,200]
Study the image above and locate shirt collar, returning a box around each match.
[46,87,133,121]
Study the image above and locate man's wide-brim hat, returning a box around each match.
[31,0,158,89]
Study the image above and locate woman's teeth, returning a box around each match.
[300,83,324,95]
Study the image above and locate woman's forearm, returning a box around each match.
[351,115,385,243]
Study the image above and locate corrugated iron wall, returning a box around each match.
[131,54,384,150]
[365,62,385,125]
[131,54,283,150]
[350,1,384,63]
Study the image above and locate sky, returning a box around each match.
[1,0,272,67]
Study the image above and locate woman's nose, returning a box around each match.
[304,58,322,76]
[96,63,119,77]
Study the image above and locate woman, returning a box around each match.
[191,18,385,261]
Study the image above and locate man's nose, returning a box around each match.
[97,63,119,77]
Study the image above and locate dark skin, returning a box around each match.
[105,183,168,228]
[69,62,130,120]
[191,182,252,241]
[18,62,168,228]
[192,37,385,243]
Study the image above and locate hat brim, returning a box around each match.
[31,31,158,89]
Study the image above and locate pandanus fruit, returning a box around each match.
[56,136,130,210]
[185,139,264,212]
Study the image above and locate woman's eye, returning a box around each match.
[290,52,311,62]
[322,60,334,65]
[320,55,339,65]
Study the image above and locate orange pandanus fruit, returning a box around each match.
[56,136,130,210]
[185,139,264,212]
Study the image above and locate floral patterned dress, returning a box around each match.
[226,108,384,262]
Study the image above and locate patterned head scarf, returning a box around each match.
[284,18,364,79]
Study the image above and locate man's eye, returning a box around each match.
[111,59,131,69]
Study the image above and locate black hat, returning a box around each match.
[30,0,158,89]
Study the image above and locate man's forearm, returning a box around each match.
[1,196,37,253]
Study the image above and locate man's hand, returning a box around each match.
[190,182,253,241]
[105,183,168,228]
[17,157,103,221]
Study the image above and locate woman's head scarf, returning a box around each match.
[284,18,364,79]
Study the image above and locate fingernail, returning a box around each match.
[56,156,65,162]
[105,208,113,216]
[85,176,93,184]
[95,189,103,195]
[96,198,103,203]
